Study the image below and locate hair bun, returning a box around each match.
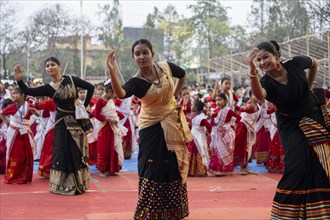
[270,40,281,57]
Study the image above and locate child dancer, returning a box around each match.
[87,83,105,165]
[37,98,56,177]
[213,77,239,110]
[188,99,212,177]
[93,79,127,177]
[254,100,272,165]
[0,99,14,174]
[0,87,39,184]
[34,96,49,161]
[234,91,258,175]
[209,93,241,176]
[265,103,284,173]
[178,87,192,121]
[117,96,135,159]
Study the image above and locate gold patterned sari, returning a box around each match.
[138,61,193,183]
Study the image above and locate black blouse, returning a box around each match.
[17,75,94,107]
[122,62,185,99]
[260,55,318,118]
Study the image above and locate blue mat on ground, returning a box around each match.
[33,150,139,173]
[33,150,267,173]
[234,159,268,173]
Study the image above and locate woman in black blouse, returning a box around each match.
[248,41,330,219]
[13,57,94,195]
[107,39,192,219]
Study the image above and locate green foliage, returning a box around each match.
[97,0,123,51]
[248,0,310,42]
[306,0,330,32]
[2,0,324,84]
[187,0,231,60]
[186,72,197,85]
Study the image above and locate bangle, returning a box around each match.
[249,70,258,79]
[249,74,258,79]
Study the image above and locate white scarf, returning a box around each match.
[6,102,36,167]
[191,112,209,167]
[100,99,127,166]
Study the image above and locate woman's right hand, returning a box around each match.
[13,64,23,81]
[247,48,259,71]
[106,51,117,73]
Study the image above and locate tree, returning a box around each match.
[187,0,232,59]
[28,4,72,55]
[248,0,310,43]
[247,0,268,42]
[306,0,330,32]
[142,6,165,58]
[142,4,194,66]
[19,4,82,80]
[158,5,195,66]
[0,1,18,79]
[228,25,249,53]
[168,17,194,66]
[266,0,309,41]
[96,0,123,51]
[96,0,130,81]
[158,4,179,60]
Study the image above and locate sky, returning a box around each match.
[14,0,253,29]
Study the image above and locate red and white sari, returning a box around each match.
[209,107,237,175]
[234,103,258,169]
[3,102,36,184]
[117,97,136,159]
[38,99,56,177]
[94,99,127,173]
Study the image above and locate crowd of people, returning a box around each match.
[0,38,329,219]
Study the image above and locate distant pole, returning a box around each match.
[207,40,210,84]
[324,31,330,85]
[80,0,84,79]
[26,46,29,82]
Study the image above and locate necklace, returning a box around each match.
[50,76,64,90]
[140,64,161,86]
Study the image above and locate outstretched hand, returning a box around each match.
[106,50,117,73]
[247,48,259,71]
[13,64,23,81]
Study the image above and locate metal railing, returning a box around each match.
[201,29,330,87]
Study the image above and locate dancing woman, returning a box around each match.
[248,40,330,219]
[13,57,94,195]
[107,39,192,219]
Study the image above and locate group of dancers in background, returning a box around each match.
[0,77,140,182]
[0,38,329,219]
[0,73,289,185]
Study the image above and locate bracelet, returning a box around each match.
[249,74,258,79]
[249,70,258,79]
